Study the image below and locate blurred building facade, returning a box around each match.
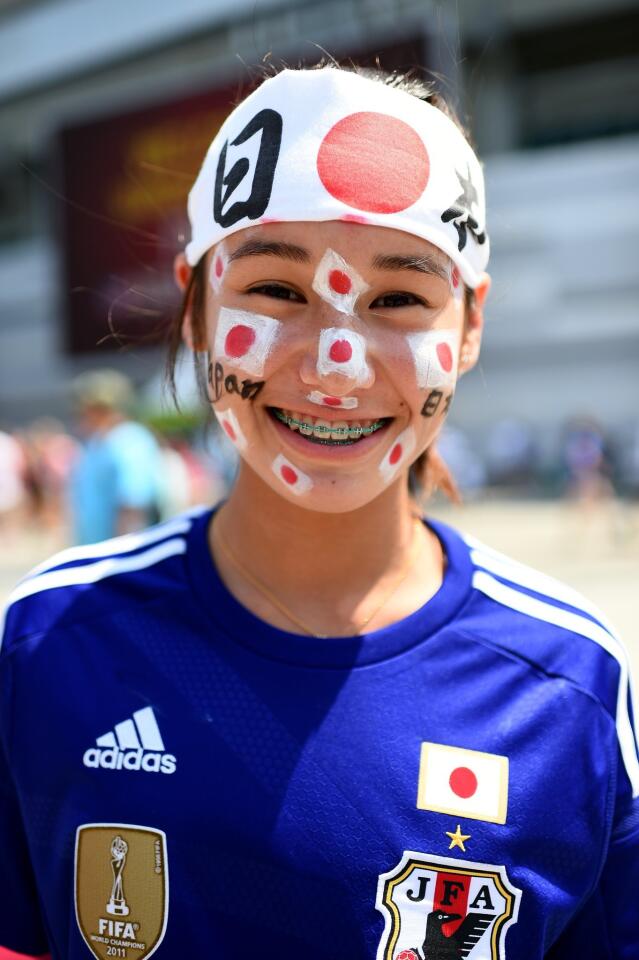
[0,0,637,461]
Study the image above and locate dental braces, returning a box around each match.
[274,410,385,438]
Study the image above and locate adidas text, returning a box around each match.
[83,746,177,774]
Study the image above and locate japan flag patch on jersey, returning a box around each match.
[214,307,280,377]
[376,850,521,960]
[417,742,509,824]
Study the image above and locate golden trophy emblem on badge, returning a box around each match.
[106,835,130,916]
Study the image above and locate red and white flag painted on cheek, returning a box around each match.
[311,248,368,315]
[378,428,416,485]
[214,307,280,378]
[214,408,247,451]
[417,742,509,824]
[271,454,313,495]
[407,330,458,390]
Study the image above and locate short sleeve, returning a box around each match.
[0,666,49,956]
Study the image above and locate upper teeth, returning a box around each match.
[275,409,384,439]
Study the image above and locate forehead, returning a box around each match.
[219,220,451,270]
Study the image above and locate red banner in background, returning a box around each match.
[59,81,238,354]
[57,38,427,354]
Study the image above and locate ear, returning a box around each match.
[459,273,490,374]
[174,253,205,351]
[174,252,191,292]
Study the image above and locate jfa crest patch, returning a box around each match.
[74,823,168,960]
[376,851,521,960]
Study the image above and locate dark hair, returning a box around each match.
[167,64,477,503]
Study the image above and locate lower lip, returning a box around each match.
[267,411,393,461]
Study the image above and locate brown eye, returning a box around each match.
[370,291,427,309]
[249,283,306,303]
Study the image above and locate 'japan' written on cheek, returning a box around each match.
[206,305,280,404]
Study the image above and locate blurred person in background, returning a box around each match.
[19,419,79,535]
[562,416,614,505]
[1,65,638,960]
[560,416,620,551]
[0,428,27,542]
[69,369,161,543]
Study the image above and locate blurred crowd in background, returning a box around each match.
[2,368,639,550]
[0,370,234,547]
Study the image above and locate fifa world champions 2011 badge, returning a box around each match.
[75,823,168,960]
[375,851,521,960]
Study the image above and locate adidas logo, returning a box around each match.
[83,706,177,775]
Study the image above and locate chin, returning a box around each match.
[265,473,393,514]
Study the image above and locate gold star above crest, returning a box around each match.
[446,824,471,852]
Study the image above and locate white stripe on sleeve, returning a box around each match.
[23,508,205,581]
[472,569,639,798]
[466,535,619,641]
[0,538,187,653]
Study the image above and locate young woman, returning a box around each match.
[1,66,637,960]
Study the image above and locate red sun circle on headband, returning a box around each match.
[329,339,353,363]
[281,465,298,485]
[449,766,478,798]
[329,269,352,294]
[436,342,453,373]
[225,325,256,358]
[317,112,430,214]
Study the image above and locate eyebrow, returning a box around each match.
[371,253,450,281]
[228,238,311,264]
[228,238,450,281]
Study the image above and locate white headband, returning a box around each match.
[186,68,489,288]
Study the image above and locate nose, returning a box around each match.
[299,325,375,395]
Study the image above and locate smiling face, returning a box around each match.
[179,220,488,513]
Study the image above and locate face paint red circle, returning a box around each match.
[225,324,256,358]
[281,465,298,485]
[389,443,403,465]
[449,766,478,798]
[329,339,353,363]
[436,342,453,373]
[317,112,430,214]
[222,421,236,442]
[214,256,224,279]
[323,396,342,406]
[451,266,460,288]
[328,269,352,294]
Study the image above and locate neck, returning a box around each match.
[210,463,443,636]
[218,463,417,592]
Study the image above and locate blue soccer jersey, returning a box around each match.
[1,507,638,959]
